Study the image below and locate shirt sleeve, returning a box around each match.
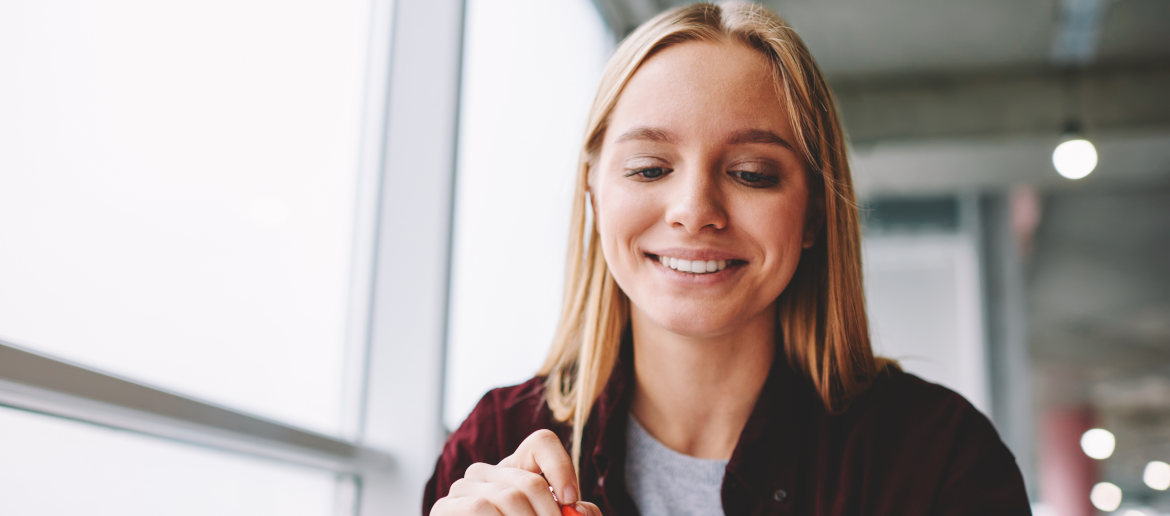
[421,392,504,515]
[932,401,1032,515]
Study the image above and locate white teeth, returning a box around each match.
[656,255,730,274]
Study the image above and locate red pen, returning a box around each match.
[548,484,584,516]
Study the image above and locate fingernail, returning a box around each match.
[561,485,578,504]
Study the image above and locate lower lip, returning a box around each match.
[646,255,743,285]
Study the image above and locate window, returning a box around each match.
[0,0,373,437]
[0,407,343,515]
[0,0,468,513]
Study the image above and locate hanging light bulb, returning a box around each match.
[1090,482,1123,512]
[1053,120,1097,180]
[1080,427,1116,459]
[1145,461,1170,491]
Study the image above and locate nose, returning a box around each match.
[664,169,728,234]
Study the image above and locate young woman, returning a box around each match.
[424,3,1030,515]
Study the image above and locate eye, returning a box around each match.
[625,167,671,181]
[730,170,780,188]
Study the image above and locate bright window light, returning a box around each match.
[1144,460,1170,491]
[1090,482,1123,512]
[444,0,610,430]
[0,0,373,435]
[1081,428,1116,460]
[1052,138,1098,179]
[0,407,339,515]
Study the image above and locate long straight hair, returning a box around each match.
[537,1,894,473]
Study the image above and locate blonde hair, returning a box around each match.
[537,1,894,472]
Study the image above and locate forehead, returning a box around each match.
[605,39,792,145]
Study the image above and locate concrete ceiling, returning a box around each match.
[761,0,1058,77]
[768,0,1170,77]
[595,0,1170,506]
[598,0,1170,75]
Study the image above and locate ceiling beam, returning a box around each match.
[851,128,1170,197]
[833,64,1170,147]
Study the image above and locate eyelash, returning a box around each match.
[624,167,670,180]
[730,170,780,187]
[624,167,780,188]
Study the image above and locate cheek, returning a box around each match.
[593,182,659,278]
[596,193,644,254]
[738,202,809,309]
[747,198,809,264]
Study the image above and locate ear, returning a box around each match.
[803,190,824,249]
[585,164,598,219]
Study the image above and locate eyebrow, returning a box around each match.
[726,129,795,151]
[614,126,794,151]
[615,126,678,144]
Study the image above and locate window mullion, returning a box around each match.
[0,340,390,474]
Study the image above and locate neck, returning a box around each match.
[628,306,776,460]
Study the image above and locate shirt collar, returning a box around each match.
[587,330,823,496]
[589,332,635,476]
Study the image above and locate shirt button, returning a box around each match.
[772,488,789,503]
[597,475,605,488]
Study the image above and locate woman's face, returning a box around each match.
[591,39,816,339]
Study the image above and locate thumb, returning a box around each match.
[566,501,603,516]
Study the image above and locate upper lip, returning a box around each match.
[645,248,746,262]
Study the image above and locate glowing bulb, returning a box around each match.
[1081,428,1115,459]
[1090,482,1123,512]
[1144,460,1170,491]
[1052,138,1097,179]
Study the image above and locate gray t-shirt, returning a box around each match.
[624,415,728,516]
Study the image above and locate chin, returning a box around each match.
[650,309,743,339]
[631,295,779,341]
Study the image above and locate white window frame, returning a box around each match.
[0,0,466,514]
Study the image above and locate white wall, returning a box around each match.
[863,233,991,416]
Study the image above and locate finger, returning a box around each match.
[447,477,474,497]
[438,483,539,516]
[570,501,603,516]
[430,495,504,516]
[462,463,561,516]
[500,429,580,504]
[482,486,539,516]
[463,462,499,482]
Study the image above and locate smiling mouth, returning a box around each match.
[646,253,747,274]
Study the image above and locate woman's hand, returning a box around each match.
[430,429,603,516]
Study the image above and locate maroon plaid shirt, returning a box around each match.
[424,343,1030,515]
